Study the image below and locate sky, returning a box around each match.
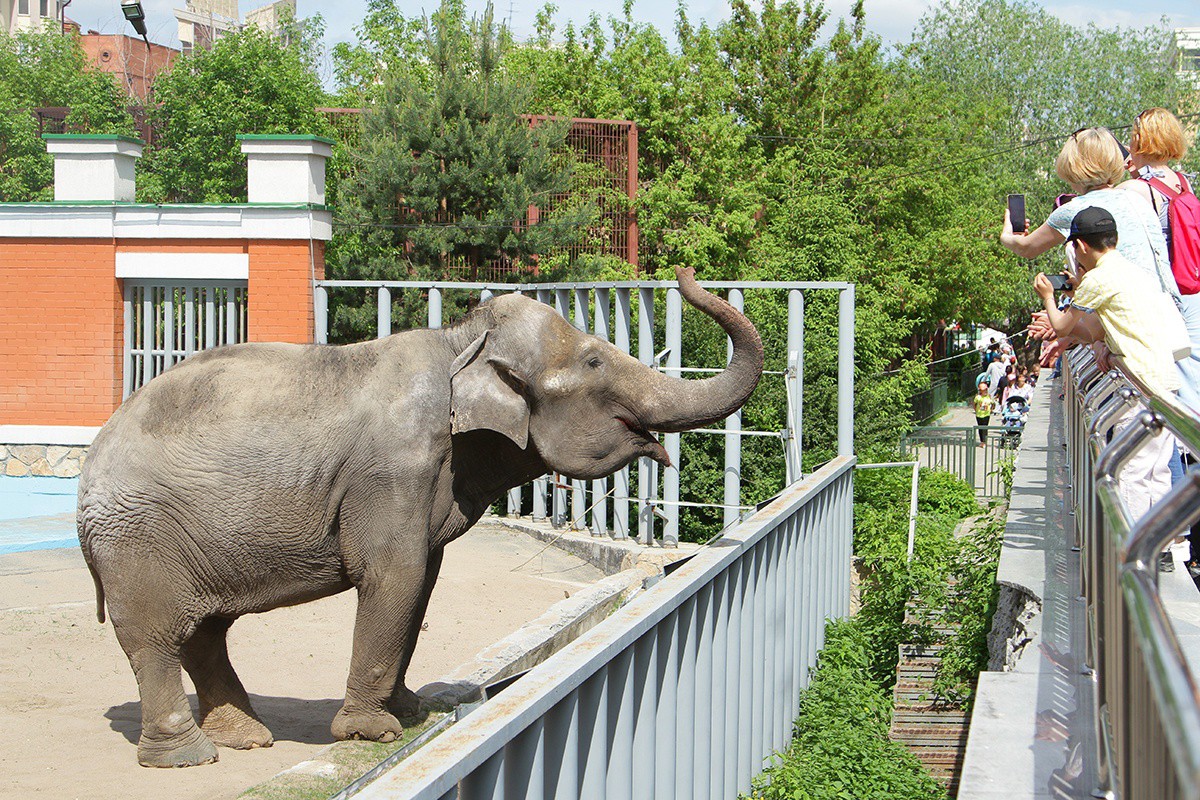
[67,0,1200,85]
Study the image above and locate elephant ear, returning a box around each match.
[449,331,530,449]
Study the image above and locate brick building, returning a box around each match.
[0,133,331,466]
[76,32,179,101]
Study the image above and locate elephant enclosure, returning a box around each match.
[0,526,606,800]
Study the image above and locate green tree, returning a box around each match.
[0,28,133,201]
[138,23,331,202]
[329,0,589,339]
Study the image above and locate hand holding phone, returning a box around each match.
[1047,273,1072,291]
[1007,194,1026,233]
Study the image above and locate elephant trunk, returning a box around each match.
[629,267,764,433]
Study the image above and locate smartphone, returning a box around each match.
[1047,274,1073,291]
[1008,194,1026,233]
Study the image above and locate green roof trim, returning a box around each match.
[0,202,332,211]
[41,133,146,146]
[236,134,336,145]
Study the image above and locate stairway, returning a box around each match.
[889,609,973,796]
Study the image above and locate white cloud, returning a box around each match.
[1042,3,1194,30]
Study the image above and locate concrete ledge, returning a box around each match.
[416,562,655,709]
[482,516,700,576]
[959,380,1098,798]
[0,425,100,445]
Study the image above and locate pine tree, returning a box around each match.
[336,0,586,292]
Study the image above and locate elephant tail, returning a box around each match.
[86,560,107,624]
[76,516,106,624]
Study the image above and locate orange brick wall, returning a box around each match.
[248,240,325,343]
[2,236,323,429]
[0,238,122,426]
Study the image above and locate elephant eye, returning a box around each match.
[587,357,603,369]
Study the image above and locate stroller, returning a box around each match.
[1001,396,1029,448]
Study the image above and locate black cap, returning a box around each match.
[1066,206,1117,242]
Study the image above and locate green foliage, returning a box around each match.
[328,0,592,342]
[0,28,133,201]
[138,24,331,202]
[749,620,943,800]
[852,465,979,683]
[934,511,1006,704]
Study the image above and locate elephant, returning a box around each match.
[77,266,762,768]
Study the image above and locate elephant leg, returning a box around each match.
[181,616,273,750]
[388,546,444,723]
[110,613,218,768]
[331,557,429,743]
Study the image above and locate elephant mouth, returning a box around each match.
[618,417,672,468]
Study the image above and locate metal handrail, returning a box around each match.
[1066,348,1200,799]
[312,277,855,546]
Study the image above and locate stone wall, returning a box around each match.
[0,444,88,477]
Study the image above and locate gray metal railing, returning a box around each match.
[313,279,855,546]
[122,279,248,398]
[352,455,855,800]
[900,425,1014,498]
[1063,346,1200,800]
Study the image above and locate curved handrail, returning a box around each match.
[1067,348,1200,798]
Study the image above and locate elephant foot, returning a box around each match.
[387,686,429,727]
[138,722,219,768]
[200,703,274,750]
[331,706,403,743]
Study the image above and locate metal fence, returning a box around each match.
[1063,346,1200,800]
[314,278,855,546]
[909,377,948,424]
[352,455,855,800]
[900,425,1014,498]
[122,279,248,398]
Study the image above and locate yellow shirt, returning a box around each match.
[973,393,996,417]
[1071,250,1182,395]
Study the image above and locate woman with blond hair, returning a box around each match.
[1000,127,1173,292]
[1119,107,1200,413]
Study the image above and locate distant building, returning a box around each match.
[174,0,295,53]
[77,33,179,101]
[1,0,65,35]
[1179,27,1200,88]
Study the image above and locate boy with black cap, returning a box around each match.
[1034,205,1179,530]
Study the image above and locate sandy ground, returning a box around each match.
[0,525,604,800]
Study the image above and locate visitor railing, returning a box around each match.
[1063,346,1200,800]
[350,454,855,800]
[313,279,855,547]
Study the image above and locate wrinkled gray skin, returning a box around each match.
[77,266,762,768]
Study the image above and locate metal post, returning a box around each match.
[572,288,590,530]
[141,286,153,387]
[592,288,612,537]
[724,289,745,529]
[787,289,804,479]
[907,461,919,562]
[163,287,175,371]
[377,286,391,339]
[638,287,656,545]
[313,285,328,344]
[837,286,855,457]
[613,288,633,539]
[122,283,133,399]
[427,287,442,329]
[553,289,572,528]
[184,286,196,356]
[663,287,682,546]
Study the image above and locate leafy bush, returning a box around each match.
[749,620,943,800]
[934,511,1006,703]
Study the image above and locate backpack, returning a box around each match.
[1147,172,1200,295]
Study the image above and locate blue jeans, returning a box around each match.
[1176,293,1200,414]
